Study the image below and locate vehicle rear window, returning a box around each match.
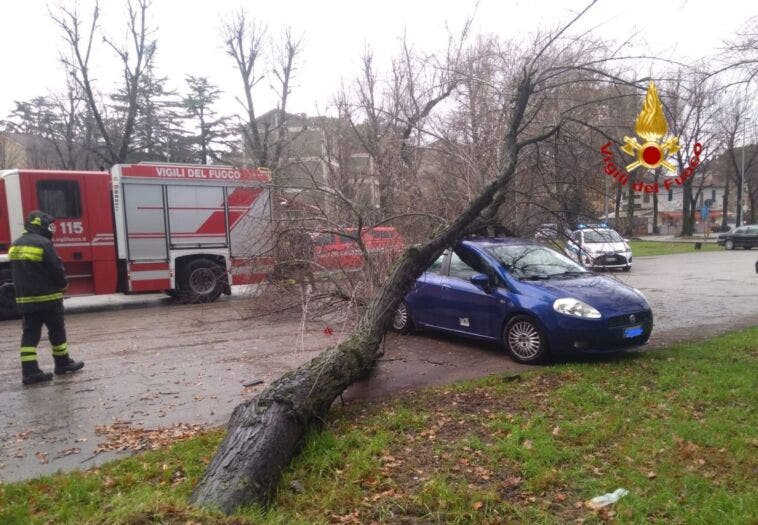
[583,229,623,243]
[37,180,82,218]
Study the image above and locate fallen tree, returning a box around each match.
[190,4,603,514]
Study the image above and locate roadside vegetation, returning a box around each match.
[628,240,722,257]
[1,328,756,524]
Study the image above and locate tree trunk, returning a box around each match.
[722,176,730,230]
[681,180,693,236]
[652,169,660,234]
[188,247,429,513]
[625,176,635,237]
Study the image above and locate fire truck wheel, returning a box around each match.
[0,282,20,320]
[177,258,226,303]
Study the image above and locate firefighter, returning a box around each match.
[9,211,84,385]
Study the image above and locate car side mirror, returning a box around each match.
[623,238,630,243]
[470,273,491,290]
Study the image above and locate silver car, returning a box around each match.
[565,226,632,271]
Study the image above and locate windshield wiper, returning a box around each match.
[521,274,550,281]
[552,270,589,278]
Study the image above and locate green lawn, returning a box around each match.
[2,328,756,524]
[629,240,722,257]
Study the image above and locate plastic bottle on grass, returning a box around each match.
[586,488,628,510]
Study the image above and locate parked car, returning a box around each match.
[311,227,404,270]
[534,223,571,241]
[717,224,758,250]
[565,224,632,271]
[392,238,653,364]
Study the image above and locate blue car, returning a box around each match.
[392,238,653,364]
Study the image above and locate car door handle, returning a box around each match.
[441,284,450,289]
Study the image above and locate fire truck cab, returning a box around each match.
[0,163,271,319]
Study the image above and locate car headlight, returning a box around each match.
[553,298,602,319]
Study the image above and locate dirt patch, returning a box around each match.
[336,372,589,524]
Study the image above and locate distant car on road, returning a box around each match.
[534,223,570,241]
[717,225,758,250]
[392,238,652,364]
[564,224,632,271]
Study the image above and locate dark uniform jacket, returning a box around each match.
[9,225,68,313]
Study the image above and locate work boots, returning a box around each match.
[22,361,53,386]
[54,355,85,375]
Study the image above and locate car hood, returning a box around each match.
[583,241,628,254]
[517,274,649,316]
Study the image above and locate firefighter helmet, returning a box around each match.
[25,210,55,237]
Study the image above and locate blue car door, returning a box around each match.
[438,249,499,339]
[407,251,448,326]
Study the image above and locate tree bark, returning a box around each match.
[722,176,730,230]
[189,72,544,514]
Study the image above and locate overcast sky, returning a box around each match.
[1,0,755,121]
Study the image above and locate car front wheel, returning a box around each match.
[503,315,549,364]
[725,240,734,250]
[392,301,414,333]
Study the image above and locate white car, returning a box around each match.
[565,225,632,271]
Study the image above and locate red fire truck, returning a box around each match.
[0,163,272,319]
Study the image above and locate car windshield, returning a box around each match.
[582,229,623,243]
[486,244,588,279]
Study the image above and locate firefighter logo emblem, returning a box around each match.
[621,81,679,172]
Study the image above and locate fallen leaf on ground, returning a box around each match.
[94,421,206,453]
[54,447,81,459]
[501,476,523,489]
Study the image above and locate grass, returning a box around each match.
[629,240,722,257]
[1,328,756,524]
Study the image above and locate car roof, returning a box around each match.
[572,227,617,234]
[461,237,541,249]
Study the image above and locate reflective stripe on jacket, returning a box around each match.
[9,227,68,313]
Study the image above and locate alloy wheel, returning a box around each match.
[508,320,542,360]
[392,302,409,331]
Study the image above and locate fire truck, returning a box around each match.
[0,163,272,319]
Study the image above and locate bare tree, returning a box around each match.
[721,102,758,225]
[223,11,303,169]
[660,69,721,236]
[188,3,624,513]
[51,0,157,166]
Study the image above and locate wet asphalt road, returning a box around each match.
[0,249,756,482]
